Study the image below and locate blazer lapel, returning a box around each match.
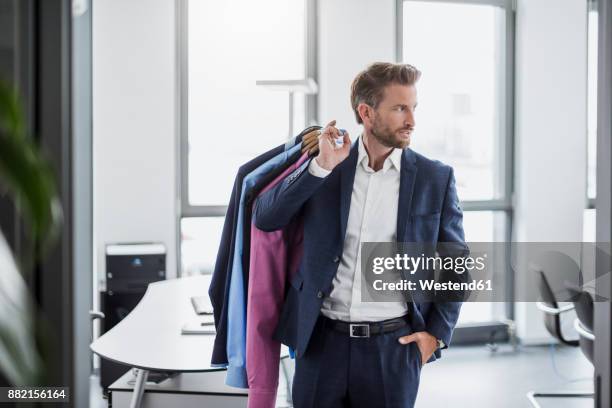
[338,140,359,244]
[397,148,419,306]
[396,148,417,243]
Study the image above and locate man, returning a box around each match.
[254,62,466,408]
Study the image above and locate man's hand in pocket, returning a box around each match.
[398,331,438,366]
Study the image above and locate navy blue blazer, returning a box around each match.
[208,142,285,365]
[253,138,468,361]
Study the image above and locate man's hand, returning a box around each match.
[315,119,351,171]
[398,331,438,367]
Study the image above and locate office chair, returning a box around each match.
[535,270,578,346]
[566,284,595,364]
[526,270,593,408]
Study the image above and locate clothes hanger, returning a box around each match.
[301,128,320,156]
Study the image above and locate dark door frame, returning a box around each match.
[594,0,612,406]
[34,0,77,404]
[1,1,92,406]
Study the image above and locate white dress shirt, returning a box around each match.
[308,136,408,322]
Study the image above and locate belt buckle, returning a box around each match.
[349,323,370,338]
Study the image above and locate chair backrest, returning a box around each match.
[538,270,558,308]
[537,270,579,347]
[566,283,595,364]
[566,283,594,332]
[533,251,583,303]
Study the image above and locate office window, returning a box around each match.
[187,0,306,207]
[587,5,598,200]
[180,0,308,274]
[403,1,507,201]
[583,208,596,243]
[583,1,598,292]
[181,217,224,276]
[460,211,508,323]
[401,0,513,325]
[462,211,506,242]
[583,3,597,252]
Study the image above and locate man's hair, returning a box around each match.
[350,62,421,124]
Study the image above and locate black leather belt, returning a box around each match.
[322,315,410,338]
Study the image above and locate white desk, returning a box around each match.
[91,275,242,408]
[109,370,248,408]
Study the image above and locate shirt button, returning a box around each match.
[317,291,324,298]
[333,256,340,263]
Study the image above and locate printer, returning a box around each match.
[105,242,166,294]
[99,242,167,392]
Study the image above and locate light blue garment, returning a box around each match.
[285,136,297,150]
[226,142,302,388]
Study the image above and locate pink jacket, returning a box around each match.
[246,153,309,408]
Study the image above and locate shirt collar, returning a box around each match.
[358,135,402,173]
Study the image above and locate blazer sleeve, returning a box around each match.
[425,166,470,348]
[253,158,327,232]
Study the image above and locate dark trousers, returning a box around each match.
[292,315,423,408]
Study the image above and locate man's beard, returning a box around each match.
[371,116,411,149]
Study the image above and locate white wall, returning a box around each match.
[513,0,588,343]
[93,0,178,291]
[317,0,397,134]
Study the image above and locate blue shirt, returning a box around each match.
[225,142,302,388]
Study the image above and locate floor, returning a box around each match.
[416,343,593,408]
[90,343,594,408]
